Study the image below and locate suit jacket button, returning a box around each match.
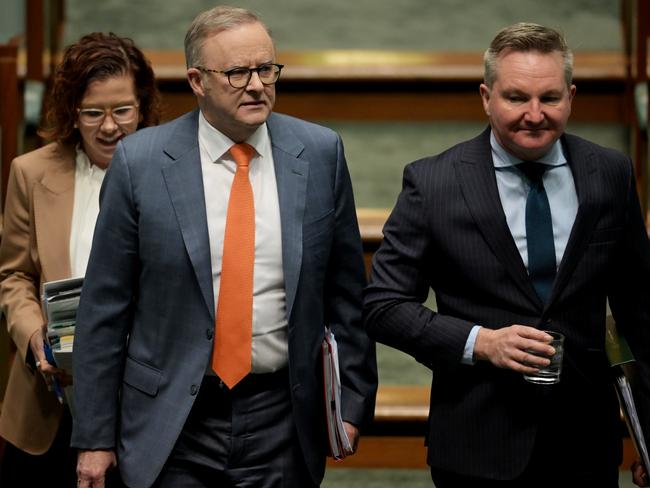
[206,328,213,340]
[190,384,198,396]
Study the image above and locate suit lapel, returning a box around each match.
[548,135,600,304]
[267,114,309,321]
[455,128,542,307]
[161,111,215,318]
[456,131,601,310]
[33,147,75,281]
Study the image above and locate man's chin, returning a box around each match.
[239,103,270,116]
[512,136,557,158]
[239,112,271,128]
[510,143,555,161]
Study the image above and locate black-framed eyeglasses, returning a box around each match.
[195,63,284,88]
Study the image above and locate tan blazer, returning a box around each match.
[0,143,74,454]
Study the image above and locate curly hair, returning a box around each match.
[39,32,161,146]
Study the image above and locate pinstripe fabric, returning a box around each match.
[364,127,650,480]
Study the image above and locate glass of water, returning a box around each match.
[523,331,565,385]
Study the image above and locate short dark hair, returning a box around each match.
[39,32,161,146]
[483,22,573,88]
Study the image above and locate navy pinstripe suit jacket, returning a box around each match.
[364,127,650,479]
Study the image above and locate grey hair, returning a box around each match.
[483,22,573,88]
[184,5,272,68]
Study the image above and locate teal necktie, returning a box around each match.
[518,162,556,303]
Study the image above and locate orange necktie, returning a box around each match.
[212,143,256,388]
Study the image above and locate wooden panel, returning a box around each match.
[158,89,197,122]
[158,86,626,124]
[26,0,45,81]
[374,386,429,423]
[276,89,627,123]
[0,44,20,207]
[326,436,637,470]
[358,208,389,274]
[276,89,486,121]
[48,0,66,77]
[151,48,628,125]
[622,435,638,471]
[358,208,390,244]
[327,436,428,469]
[145,49,626,83]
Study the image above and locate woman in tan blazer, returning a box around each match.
[0,32,160,486]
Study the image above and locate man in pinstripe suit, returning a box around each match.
[365,23,650,487]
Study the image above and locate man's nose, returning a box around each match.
[524,100,544,124]
[245,71,264,91]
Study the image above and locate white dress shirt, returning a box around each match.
[198,111,288,373]
[69,147,106,278]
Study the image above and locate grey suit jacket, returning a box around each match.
[71,110,377,488]
[364,128,650,479]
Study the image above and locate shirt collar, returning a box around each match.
[75,145,106,176]
[490,130,567,168]
[197,110,268,163]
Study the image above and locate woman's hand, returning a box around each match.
[29,328,73,388]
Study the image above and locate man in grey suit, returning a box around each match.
[365,23,650,487]
[72,6,377,488]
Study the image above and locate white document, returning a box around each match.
[613,367,650,476]
[322,327,353,460]
[41,277,83,418]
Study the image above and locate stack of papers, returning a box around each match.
[322,327,353,460]
[41,276,83,414]
[614,371,650,476]
[605,318,650,476]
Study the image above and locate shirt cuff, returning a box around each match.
[461,325,481,365]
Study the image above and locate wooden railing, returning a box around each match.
[327,384,429,469]
[146,49,629,126]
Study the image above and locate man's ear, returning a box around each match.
[568,84,576,102]
[479,84,491,116]
[187,68,205,97]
